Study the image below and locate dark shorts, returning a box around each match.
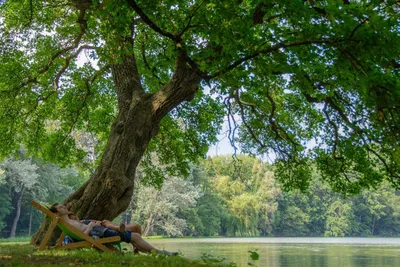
[103,229,132,243]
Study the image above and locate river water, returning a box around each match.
[148,237,400,266]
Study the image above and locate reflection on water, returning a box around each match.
[148,238,400,267]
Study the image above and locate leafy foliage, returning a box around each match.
[0,0,399,193]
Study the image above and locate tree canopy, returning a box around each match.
[1,0,399,197]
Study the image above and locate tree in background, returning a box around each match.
[324,199,355,237]
[0,1,399,243]
[203,155,279,236]
[0,159,40,238]
[273,192,311,236]
[178,165,231,237]
[0,158,81,238]
[0,185,12,234]
[133,175,202,237]
[117,155,400,237]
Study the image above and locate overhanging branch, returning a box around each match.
[208,39,347,79]
[14,9,88,91]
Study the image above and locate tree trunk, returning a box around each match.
[28,206,33,237]
[10,190,23,238]
[143,212,157,237]
[31,52,201,245]
[371,215,375,235]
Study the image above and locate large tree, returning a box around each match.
[0,0,399,242]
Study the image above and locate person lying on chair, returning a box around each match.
[50,203,177,255]
[67,207,142,235]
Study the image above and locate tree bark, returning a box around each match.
[31,52,201,245]
[10,189,23,238]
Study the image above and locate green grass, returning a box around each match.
[0,237,30,244]
[0,243,234,266]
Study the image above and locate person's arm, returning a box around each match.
[83,221,100,235]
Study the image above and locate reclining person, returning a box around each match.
[67,209,142,235]
[49,203,177,255]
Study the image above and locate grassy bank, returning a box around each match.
[0,243,234,266]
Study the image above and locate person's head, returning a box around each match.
[49,203,68,216]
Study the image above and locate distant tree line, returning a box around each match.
[1,154,399,238]
[133,155,400,238]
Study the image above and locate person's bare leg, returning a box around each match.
[130,232,157,253]
[101,220,120,231]
[126,224,142,235]
[130,233,178,255]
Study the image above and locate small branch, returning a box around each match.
[224,97,239,158]
[208,39,344,79]
[14,9,88,91]
[232,89,266,150]
[365,145,400,180]
[265,87,300,147]
[180,0,206,36]
[23,0,34,28]
[349,17,369,38]
[322,103,339,157]
[54,45,98,89]
[126,0,178,42]
[140,38,165,86]
[61,65,110,143]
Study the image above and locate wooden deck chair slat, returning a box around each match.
[39,216,59,250]
[56,219,112,252]
[55,236,120,250]
[55,232,66,248]
[31,201,121,253]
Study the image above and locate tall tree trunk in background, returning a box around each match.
[10,188,24,238]
[143,213,157,237]
[31,53,201,245]
[28,206,33,237]
[371,215,375,235]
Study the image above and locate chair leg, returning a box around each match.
[39,217,59,250]
[55,232,66,248]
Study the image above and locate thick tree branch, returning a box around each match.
[111,54,144,115]
[125,0,205,79]
[151,52,202,120]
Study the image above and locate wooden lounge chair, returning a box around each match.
[31,201,121,252]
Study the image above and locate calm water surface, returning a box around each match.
[149,237,400,267]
